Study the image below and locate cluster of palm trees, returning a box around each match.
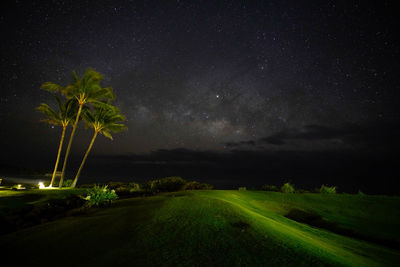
[36,68,127,188]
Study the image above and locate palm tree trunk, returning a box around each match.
[59,104,83,187]
[71,131,98,188]
[49,126,66,187]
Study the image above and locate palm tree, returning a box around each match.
[70,105,126,188]
[41,68,115,187]
[36,97,78,187]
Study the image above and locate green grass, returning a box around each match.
[1,190,399,266]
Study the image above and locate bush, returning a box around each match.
[78,183,97,188]
[139,181,152,192]
[129,182,141,191]
[107,182,128,190]
[104,182,142,197]
[184,181,213,190]
[154,177,187,192]
[281,183,295,193]
[261,185,278,191]
[84,185,118,207]
[62,179,73,187]
[295,189,311,194]
[114,186,131,197]
[320,185,336,194]
[238,187,247,191]
[11,184,26,190]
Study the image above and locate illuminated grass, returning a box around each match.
[1,190,399,266]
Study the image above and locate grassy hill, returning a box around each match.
[1,190,399,266]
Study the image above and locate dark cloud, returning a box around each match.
[225,140,256,147]
[227,123,400,150]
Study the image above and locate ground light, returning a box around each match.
[38,182,59,189]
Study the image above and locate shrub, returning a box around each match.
[78,183,97,188]
[358,190,366,196]
[114,186,131,197]
[184,181,213,190]
[238,187,247,191]
[296,189,310,194]
[107,182,128,190]
[140,181,152,192]
[84,185,118,207]
[320,185,336,194]
[129,182,141,191]
[261,185,278,191]
[149,176,187,192]
[281,183,295,193]
[104,182,142,196]
[12,184,26,190]
[62,179,73,187]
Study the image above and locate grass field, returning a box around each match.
[1,190,399,266]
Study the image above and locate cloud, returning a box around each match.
[225,122,400,150]
[225,140,256,147]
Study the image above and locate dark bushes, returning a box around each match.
[148,176,187,193]
[62,179,74,187]
[0,195,86,235]
[281,183,295,193]
[141,177,214,193]
[80,177,213,195]
[261,185,279,192]
[183,181,213,190]
[320,185,337,194]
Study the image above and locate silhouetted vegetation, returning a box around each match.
[38,68,125,188]
[261,185,279,191]
[146,176,187,193]
[183,181,213,190]
[0,193,86,235]
[320,185,337,194]
[62,179,74,187]
[281,182,295,193]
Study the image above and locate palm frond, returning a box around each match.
[41,82,64,93]
[60,69,114,104]
[82,104,127,138]
[106,123,127,132]
[36,96,79,127]
[88,87,115,101]
[100,129,113,140]
[36,103,60,120]
[41,118,63,126]
[89,100,117,110]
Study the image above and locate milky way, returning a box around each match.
[1,1,399,192]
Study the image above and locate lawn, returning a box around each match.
[0,190,399,266]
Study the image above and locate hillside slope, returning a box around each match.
[1,190,399,266]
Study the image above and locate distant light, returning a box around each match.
[39,182,45,189]
[216,94,220,98]
[17,184,22,189]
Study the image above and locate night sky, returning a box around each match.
[1,1,399,193]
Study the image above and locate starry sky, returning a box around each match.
[1,1,399,193]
